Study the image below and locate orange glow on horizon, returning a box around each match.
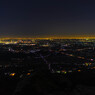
[1,36,95,39]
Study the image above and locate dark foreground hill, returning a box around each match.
[13,70,95,95]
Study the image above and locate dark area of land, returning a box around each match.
[0,39,95,95]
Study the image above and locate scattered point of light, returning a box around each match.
[56,71,60,73]
[10,73,15,77]
[20,74,23,78]
[93,67,95,69]
[62,70,67,74]
[68,70,72,73]
[27,73,31,76]
[91,59,94,61]
[85,63,89,66]
[64,71,67,74]
[78,70,81,72]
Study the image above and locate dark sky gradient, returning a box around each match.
[0,0,95,38]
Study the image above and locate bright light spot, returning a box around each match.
[91,59,94,61]
[62,70,67,74]
[78,70,81,72]
[56,71,60,73]
[85,63,89,66]
[27,73,31,76]
[10,73,15,77]
[64,72,67,74]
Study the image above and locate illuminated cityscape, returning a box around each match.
[0,38,95,94]
[1,0,95,95]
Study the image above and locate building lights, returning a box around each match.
[27,73,31,76]
[9,73,15,77]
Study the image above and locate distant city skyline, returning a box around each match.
[1,36,95,39]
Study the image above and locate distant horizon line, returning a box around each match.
[1,37,95,39]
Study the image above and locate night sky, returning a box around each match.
[0,0,95,38]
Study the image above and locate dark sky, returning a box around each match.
[0,0,95,38]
